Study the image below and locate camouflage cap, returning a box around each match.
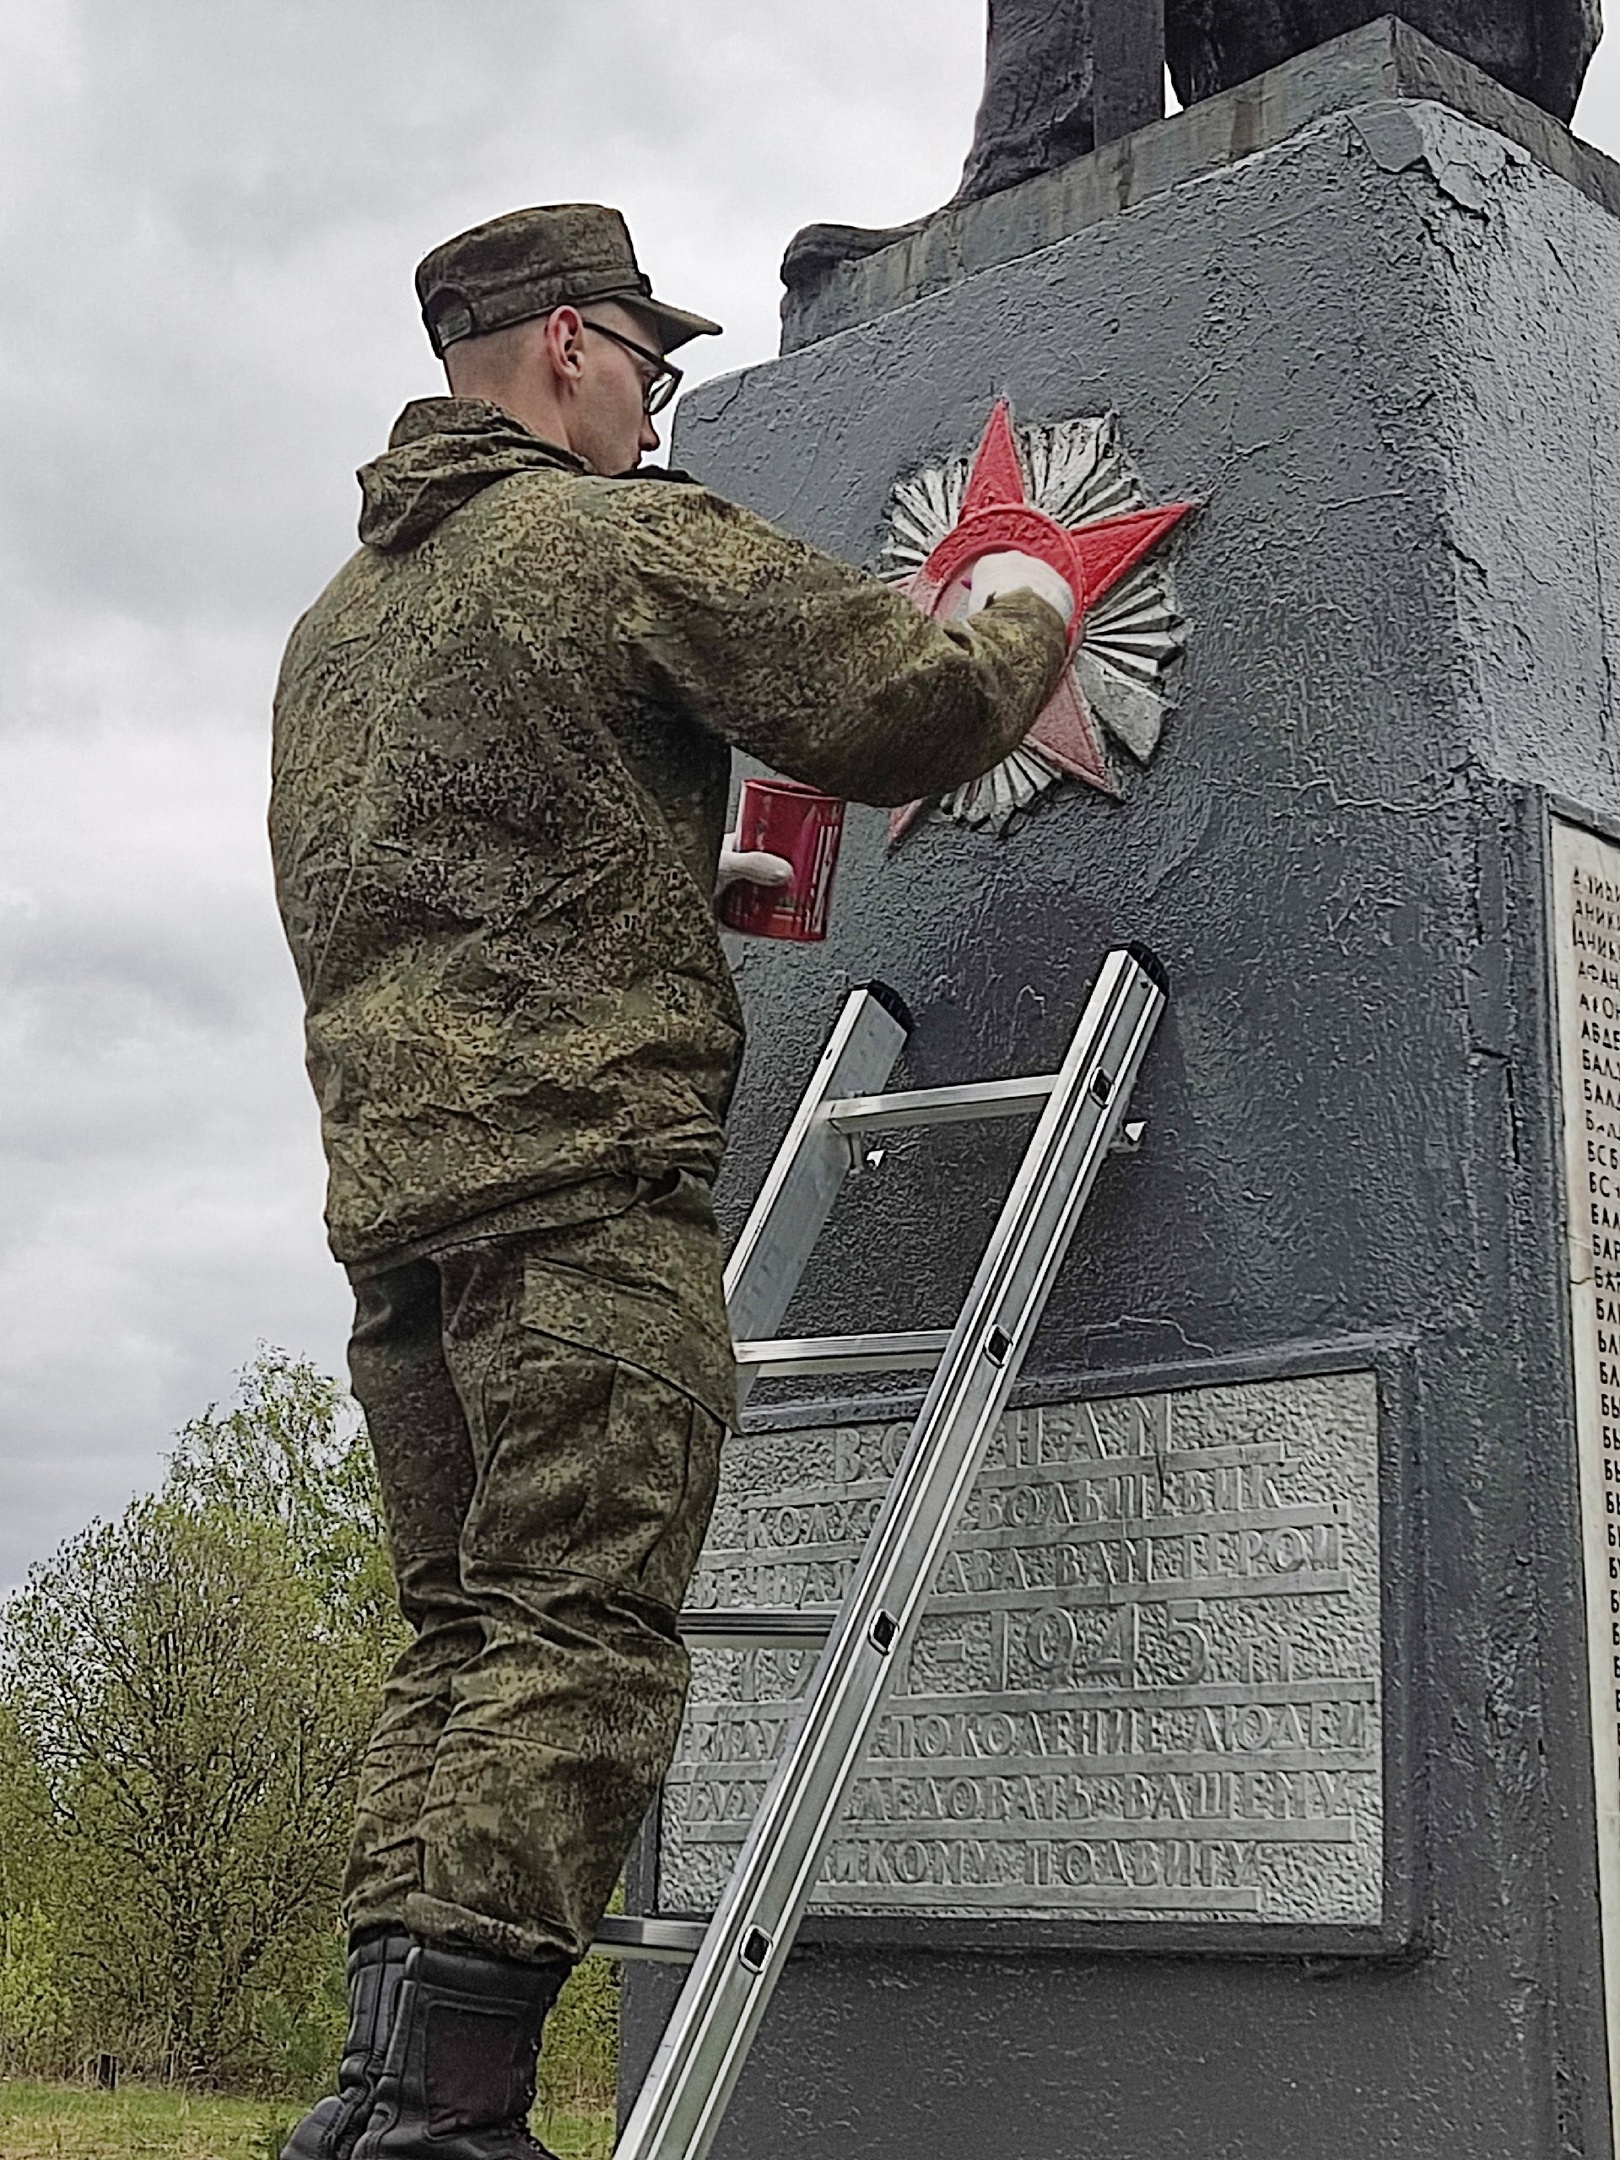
[415,203,723,359]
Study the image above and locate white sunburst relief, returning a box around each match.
[878,401,1197,836]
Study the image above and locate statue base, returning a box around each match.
[629,26,1620,2158]
[781,17,1620,352]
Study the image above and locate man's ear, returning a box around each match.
[543,306,586,387]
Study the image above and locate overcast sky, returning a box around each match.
[2,3,1620,1596]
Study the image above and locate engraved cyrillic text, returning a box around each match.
[660,1374,1383,1925]
[1550,818,1620,2137]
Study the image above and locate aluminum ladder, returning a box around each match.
[601,944,1167,2160]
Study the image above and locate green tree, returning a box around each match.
[0,1352,403,2086]
[0,1701,71,2074]
[0,1697,58,1917]
[0,1349,620,2112]
[3,1501,372,2077]
[164,1348,396,1651]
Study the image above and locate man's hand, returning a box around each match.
[966,550,1076,625]
[716,834,793,896]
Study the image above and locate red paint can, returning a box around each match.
[718,777,847,943]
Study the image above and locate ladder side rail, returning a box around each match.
[615,948,1165,2160]
[609,988,903,1972]
[723,987,909,1405]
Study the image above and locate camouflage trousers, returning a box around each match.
[341,1172,735,1966]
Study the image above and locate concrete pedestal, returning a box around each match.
[624,22,1620,2156]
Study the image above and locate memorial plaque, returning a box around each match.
[663,1372,1384,1927]
[1549,814,1620,2137]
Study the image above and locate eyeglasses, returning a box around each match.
[579,319,683,416]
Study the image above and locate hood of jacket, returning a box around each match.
[357,397,587,552]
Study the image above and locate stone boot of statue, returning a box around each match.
[1166,0,1602,125]
[784,0,1604,308]
[784,0,1096,299]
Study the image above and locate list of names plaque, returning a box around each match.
[663,1372,1383,1926]
[1550,815,1620,2125]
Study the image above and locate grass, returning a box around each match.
[0,2082,290,2159]
[0,1944,621,2157]
[0,2080,615,2159]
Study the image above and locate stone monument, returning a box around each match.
[623,15,1620,2157]
[785,0,1602,300]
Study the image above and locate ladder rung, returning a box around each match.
[826,1072,1058,1135]
[680,1610,837,1648]
[734,1329,950,1378]
[592,1916,706,1965]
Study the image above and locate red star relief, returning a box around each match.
[893,400,1194,839]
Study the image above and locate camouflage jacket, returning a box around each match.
[270,398,1067,1268]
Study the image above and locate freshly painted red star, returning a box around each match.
[893,400,1194,838]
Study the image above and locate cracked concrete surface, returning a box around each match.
[623,39,1620,2160]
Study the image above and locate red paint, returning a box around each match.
[909,405,1089,635]
[958,398,1027,518]
[1022,669,1116,793]
[891,400,1195,841]
[1072,503,1197,601]
[719,778,847,943]
[912,505,1089,640]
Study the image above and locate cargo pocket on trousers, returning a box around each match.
[519,1261,735,1614]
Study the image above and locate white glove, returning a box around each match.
[716,834,793,894]
[966,550,1076,625]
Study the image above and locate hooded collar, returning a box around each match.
[357,397,587,552]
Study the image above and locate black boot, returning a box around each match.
[282,1930,414,2160]
[352,1942,573,2160]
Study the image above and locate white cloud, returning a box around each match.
[1,0,1617,1591]
[0,0,987,1592]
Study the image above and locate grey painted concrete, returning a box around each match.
[781,16,1620,353]
[623,71,1620,2160]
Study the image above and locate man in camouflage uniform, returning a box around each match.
[271,204,1073,2160]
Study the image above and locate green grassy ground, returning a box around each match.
[0,2081,614,2159]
